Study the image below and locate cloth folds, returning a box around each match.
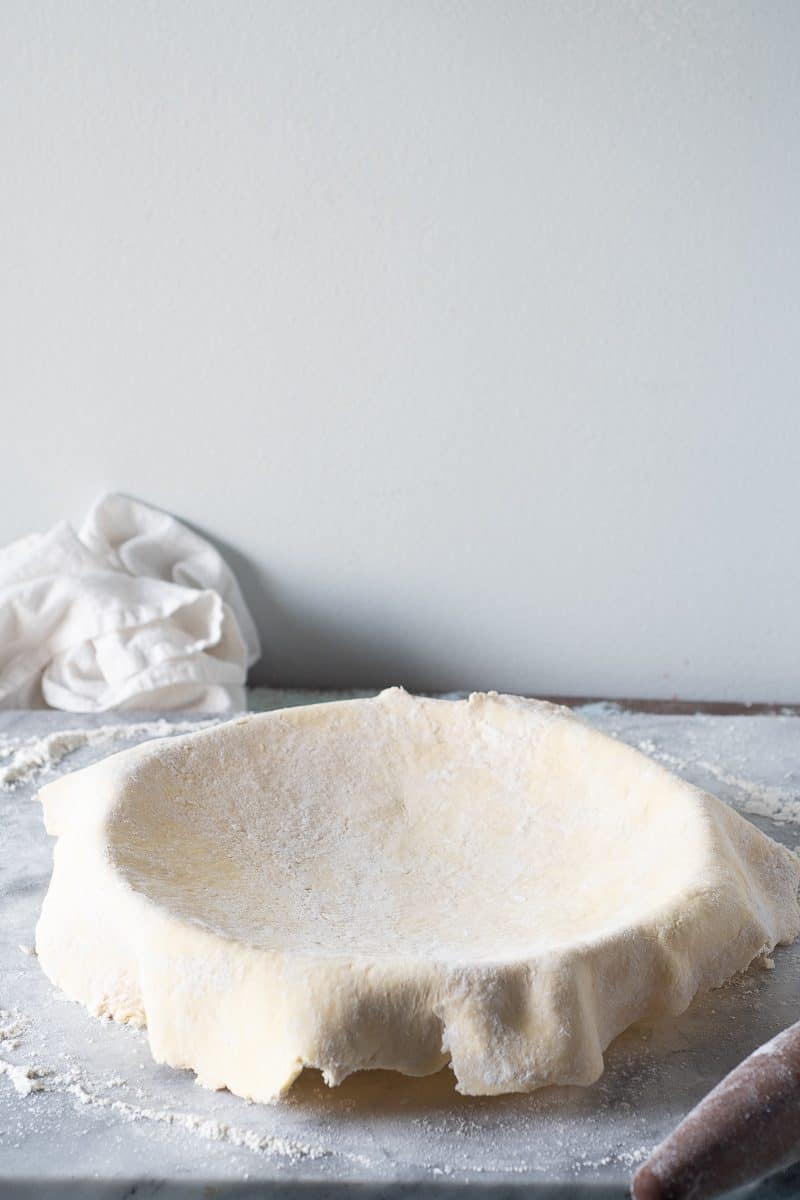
[0,494,260,712]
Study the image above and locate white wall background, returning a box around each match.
[2,0,799,701]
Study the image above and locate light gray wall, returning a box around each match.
[2,1,799,701]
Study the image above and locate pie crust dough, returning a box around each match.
[36,689,800,1100]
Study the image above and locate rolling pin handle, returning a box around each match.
[629,1165,667,1200]
[632,1018,800,1200]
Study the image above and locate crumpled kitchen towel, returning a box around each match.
[0,493,261,712]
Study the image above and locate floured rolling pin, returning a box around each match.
[632,1019,800,1200]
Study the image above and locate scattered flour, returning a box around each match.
[0,1010,28,1051]
[0,1058,46,1097]
[0,718,219,790]
[0,1010,365,1169]
[580,1145,650,1170]
[635,739,689,773]
[63,1080,332,1162]
[0,1057,360,1165]
[633,739,800,827]
[696,761,800,826]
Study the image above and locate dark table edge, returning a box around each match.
[543,696,800,716]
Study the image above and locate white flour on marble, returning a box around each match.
[0,1011,369,1169]
[0,1010,28,1051]
[631,739,800,827]
[65,1079,335,1163]
[695,761,800,826]
[0,718,219,790]
[0,1058,46,1097]
[0,998,657,1180]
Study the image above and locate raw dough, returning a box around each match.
[36,689,800,1101]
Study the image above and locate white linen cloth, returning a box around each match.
[0,494,261,712]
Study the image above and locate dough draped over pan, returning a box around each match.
[36,689,800,1101]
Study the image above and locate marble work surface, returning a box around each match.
[1,689,800,1199]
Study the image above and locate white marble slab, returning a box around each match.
[1,692,799,1198]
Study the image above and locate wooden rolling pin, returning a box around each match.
[632,1019,800,1200]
